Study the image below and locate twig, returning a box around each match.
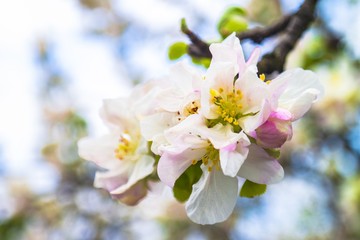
[182,0,319,75]
[180,19,211,58]
[236,15,292,43]
[258,0,319,74]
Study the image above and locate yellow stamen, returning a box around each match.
[210,88,220,97]
[260,73,266,81]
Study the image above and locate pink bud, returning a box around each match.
[254,109,293,149]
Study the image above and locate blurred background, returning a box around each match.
[0,0,359,239]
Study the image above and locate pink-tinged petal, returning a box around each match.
[238,145,284,184]
[94,163,132,192]
[78,135,121,170]
[284,91,321,121]
[186,165,239,225]
[111,181,148,206]
[95,164,148,206]
[158,146,207,187]
[220,135,250,177]
[276,68,324,120]
[255,109,293,149]
[109,155,155,194]
[245,47,261,72]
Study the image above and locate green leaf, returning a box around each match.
[240,180,267,198]
[222,6,247,18]
[168,42,188,60]
[219,15,248,38]
[173,162,202,202]
[218,6,248,38]
[265,148,281,159]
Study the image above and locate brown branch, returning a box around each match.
[236,14,292,43]
[182,0,319,75]
[258,0,319,74]
[181,19,211,58]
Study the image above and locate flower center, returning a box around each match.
[183,100,200,117]
[210,87,243,126]
[114,133,137,160]
[192,144,220,172]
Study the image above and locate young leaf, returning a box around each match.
[240,180,267,198]
[218,6,248,38]
[168,42,187,60]
[173,162,202,202]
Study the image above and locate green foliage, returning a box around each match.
[168,42,188,60]
[173,162,202,202]
[240,180,267,198]
[265,148,281,159]
[218,7,248,38]
[191,57,211,68]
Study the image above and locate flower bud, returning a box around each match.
[254,110,293,149]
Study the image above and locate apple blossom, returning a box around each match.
[139,62,203,154]
[78,97,155,206]
[157,114,283,224]
[201,33,271,134]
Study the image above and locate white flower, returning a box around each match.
[78,97,155,206]
[139,62,203,154]
[201,33,272,134]
[157,114,283,224]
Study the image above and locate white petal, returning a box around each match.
[110,155,155,194]
[238,145,284,184]
[245,47,261,71]
[164,114,209,148]
[209,33,245,75]
[78,135,121,170]
[199,123,242,149]
[220,135,250,177]
[158,146,206,187]
[241,99,272,133]
[276,68,324,120]
[140,112,175,140]
[100,98,137,131]
[186,165,239,225]
[94,164,132,191]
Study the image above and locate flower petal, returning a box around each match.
[186,165,239,225]
[100,98,137,131]
[158,146,206,187]
[78,134,121,170]
[275,68,324,120]
[209,32,245,75]
[109,155,155,194]
[238,145,284,184]
[140,112,175,140]
[220,135,250,177]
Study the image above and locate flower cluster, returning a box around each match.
[78,33,323,225]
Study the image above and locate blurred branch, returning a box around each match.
[182,0,319,74]
[236,15,292,43]
[258,0,319,74]
[181,19,212,58]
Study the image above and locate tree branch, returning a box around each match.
[182,0,319,74]
[258,0,319,74]
[236,14,292,43]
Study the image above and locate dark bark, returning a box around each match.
[182,0,319,75]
